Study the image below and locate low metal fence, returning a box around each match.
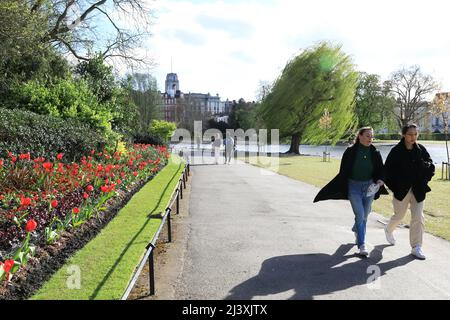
[121,162,190,300]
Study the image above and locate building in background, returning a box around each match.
[160,73,230,124]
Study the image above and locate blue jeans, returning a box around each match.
[348,179,375,248]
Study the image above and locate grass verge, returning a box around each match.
[31,155,184,300]
[241,155,450,241]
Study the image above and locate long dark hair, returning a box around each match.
[402,123,418,135]
[354,126,373,144]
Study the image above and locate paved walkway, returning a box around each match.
[171,155,450,300]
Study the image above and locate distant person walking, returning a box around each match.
[212,133,222,165]
[224,136,235,164]
[383,124,435,260]
[314,127,388,256]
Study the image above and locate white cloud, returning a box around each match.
[131,0,450,101]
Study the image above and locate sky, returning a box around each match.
[131,0,450,101]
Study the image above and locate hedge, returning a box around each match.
[0,108,106,161]
[132,132,166,146]
[376,133,448,141]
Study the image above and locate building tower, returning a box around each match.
[165,73,179,98]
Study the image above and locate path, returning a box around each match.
[144,154,450,300]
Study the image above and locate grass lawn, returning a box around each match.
[241,155,450,241]
[31,155,185,300]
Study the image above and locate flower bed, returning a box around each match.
[0,144,170,290]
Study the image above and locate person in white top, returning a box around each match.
[224,136,235,164]
[212,133,222,164]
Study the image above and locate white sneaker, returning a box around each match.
[359,244,369,256]
[384,225,396,245]
[411,246,426,260]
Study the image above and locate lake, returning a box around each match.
[171,141,449,164]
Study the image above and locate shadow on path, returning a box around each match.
[225,244,414,300]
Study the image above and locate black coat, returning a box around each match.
[313,143,388,202]
[384,139,435,203]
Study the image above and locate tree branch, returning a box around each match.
[54,37,90,61]
[47,0,75,39]
[30,0,45,12]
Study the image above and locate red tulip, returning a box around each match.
[83,193,89,200]
[72,207,79,215]
[51,200,58,208]
[86,185,94,192]
[19,153,30,160]
[57,153,64,160]
[25,219,37,232]
[43,162,53,172]
[21,197,31,207]
[133,171,138,177]
[2,259,15,273]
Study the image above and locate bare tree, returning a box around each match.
[29,0,154,67]
[385,65,440,129]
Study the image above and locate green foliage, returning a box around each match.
[374,133,402,140]
[0,108,106,161]
[0,1,151,153]
[354,72,396,130]
[260,42,358,148]
[0,1,69,103]
[74,55,117,103]
[0,1,47,64]
[8,78,113,134]
[75,58,140,138]
[206,119,233,135]
[228,99,262,130]
[132,133,165,146]
[375,133,448,141]
[148,120,177,142]
[129,73,163,132]
[110,77,140,137]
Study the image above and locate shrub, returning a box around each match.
[8,78,113,134]
[375,133,402,140]
[132,132,165,146]
[148,120,176,142]
[375,133,448,141]
[0,108,106,161]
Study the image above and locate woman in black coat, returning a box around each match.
[383,124,435,260]
[314,127,388,256]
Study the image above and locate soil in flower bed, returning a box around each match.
[0,170,162,300]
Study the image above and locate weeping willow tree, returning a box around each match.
[260,42,358,154]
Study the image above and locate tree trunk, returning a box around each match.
[287,133,301,154]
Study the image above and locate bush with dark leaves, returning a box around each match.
[0,108,106,162]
